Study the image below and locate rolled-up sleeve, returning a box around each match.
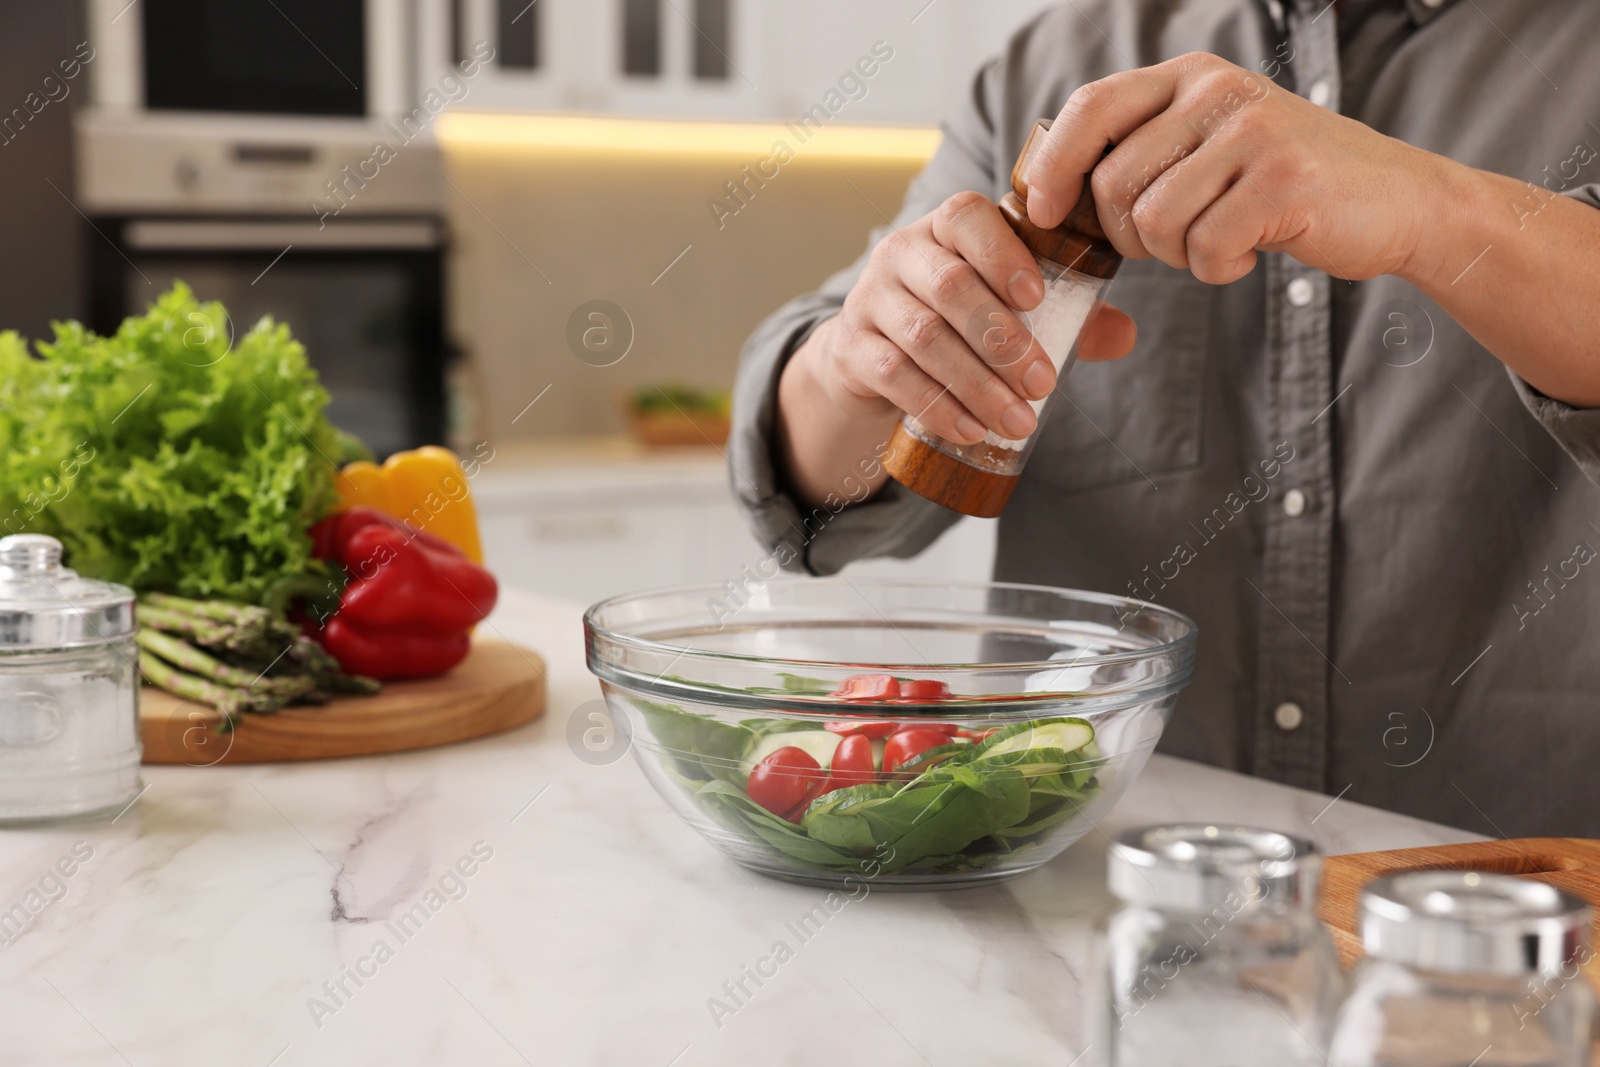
[1507,182,1600,487]
[727,58,1008,575]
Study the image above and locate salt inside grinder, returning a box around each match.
[882,120,1123,517]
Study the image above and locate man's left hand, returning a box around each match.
[1026,52,1445,285]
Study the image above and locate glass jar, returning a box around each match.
[0,534,142,822]
[1328,871,1593,1067]
[1092,824,1344,1066]
[883,119,1123,517]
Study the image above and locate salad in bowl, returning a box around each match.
[584,579,1197,889]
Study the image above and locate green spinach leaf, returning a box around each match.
[634,699,754,783]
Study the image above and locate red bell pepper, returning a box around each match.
[318,619,472,680]
[308,507,498,680]
[312,506,461,562]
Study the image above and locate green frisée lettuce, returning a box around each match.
[0,284,342,603]
[636,699,1105,876]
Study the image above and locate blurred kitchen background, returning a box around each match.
[0,0,1061,604]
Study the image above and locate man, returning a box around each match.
[729,0,1600,836]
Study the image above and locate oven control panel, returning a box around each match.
[74,109,443,217]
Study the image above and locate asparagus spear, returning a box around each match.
[139,593,282,653]
[137,593,380,723]
[138,651,283,731]
[136,604,234,645]
[137,629,318,702]
[291,634,381,694]
[140,592,273,629]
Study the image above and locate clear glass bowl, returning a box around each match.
[584,578,1198,889]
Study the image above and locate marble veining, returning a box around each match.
[0,589,1483,1067]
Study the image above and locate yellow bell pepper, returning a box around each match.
[335,446,484,563]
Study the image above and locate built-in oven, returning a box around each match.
[86,217,445,458]
[77,0,449,458]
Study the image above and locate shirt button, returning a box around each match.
[1308,80,1331,108]
[1287,277,1315,307]
[1274,702,1305,731]
[1283,488,1307,517]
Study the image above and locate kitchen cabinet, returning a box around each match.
[421,0,1061,124]
[473,444,997,605]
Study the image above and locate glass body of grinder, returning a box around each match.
[883,120,1123,517]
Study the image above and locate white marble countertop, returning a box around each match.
[0,589,1482,1067]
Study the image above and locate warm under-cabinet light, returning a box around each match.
[433,112,941,161]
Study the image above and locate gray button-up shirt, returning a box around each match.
[729,0,1600,837]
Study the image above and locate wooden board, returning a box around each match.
[139,639,546,765]
[1318,838,1600,1057]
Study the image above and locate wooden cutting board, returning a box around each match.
[1318,838,1600,999]
[139,639,546,765]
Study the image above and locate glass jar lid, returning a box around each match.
[1108,824,1321,913]
[0,535,136,649]
[1361,870,1591,977]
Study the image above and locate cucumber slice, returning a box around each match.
[802,782,898,821]
[973,745,1082,777]
[887,742,973,778]
[742,728,840,776]
[802,782,901,850]
[973,718,1094,760]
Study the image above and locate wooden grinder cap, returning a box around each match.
[998,120,1122,280]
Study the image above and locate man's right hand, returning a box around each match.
[775,190,1136,508]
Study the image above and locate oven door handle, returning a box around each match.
[122,218,441,252]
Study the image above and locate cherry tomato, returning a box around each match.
[956,728,1000,742]
[830,674,900,701]
[746,747,828,819]
[881,728,954,776]
[895,722,959,737]
[829,734,877,787]
[896,679,951,702]
[825,719,897,739]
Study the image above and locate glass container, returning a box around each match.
[0,534,142,823]
[1328,871,1593,1067]
[1093,824,1344,1065]
[883,119,1123,517]
[584,578,1196,889]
